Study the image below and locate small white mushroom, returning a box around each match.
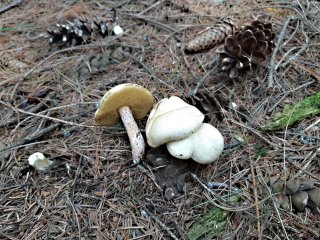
[113,25,124,35]
[28,152,53,171]
[167,123,224,164]
[146,96,204,148]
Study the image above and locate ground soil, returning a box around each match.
[1,0,320,239]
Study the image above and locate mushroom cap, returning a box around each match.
[166,123,224,164]
[307,188,320,206]
[146,96,204,147]
[94,83,154,126]
[291,191,308,212]
[28,152,53,171]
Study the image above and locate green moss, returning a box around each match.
[255,146,268,157]
[264,92,320,131]
[187,194,240,240]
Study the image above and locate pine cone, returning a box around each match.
[218,20,275,78]
[47,16,122,46]
[185,18,238,53]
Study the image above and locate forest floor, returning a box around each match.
[1,0,320,239]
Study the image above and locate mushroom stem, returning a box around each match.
[118,106,145,164]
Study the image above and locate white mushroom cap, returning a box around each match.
[113,25,124,36]
[146,96,204,147]
[28,152,53,171]
[166,123,224,164]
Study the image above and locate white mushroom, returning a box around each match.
[146,96,204,148]
[167,123,224,164]
[113,25,124,35]
[28,152,53,171]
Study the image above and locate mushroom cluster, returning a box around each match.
[264,175,320,213]
[146,96,224,164]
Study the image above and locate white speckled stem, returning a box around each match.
[118,106,145,164]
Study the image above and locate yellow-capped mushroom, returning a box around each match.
[95,83,154,164]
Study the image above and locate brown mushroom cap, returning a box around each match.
[94,83,154,126]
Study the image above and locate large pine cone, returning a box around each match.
[47,16,122,46]
[218,20,275,78]
[185,18,238,53]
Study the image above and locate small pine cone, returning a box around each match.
[47,16,122,46]
[185,18,238,53]
[218,20,275,78]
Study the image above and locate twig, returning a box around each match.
[268,80,315,113]
[207,181,239,192]
[291,148,320,180]
[267,16,296,88]
[130,193,180,240]
[137,0,165,16]
[227,119,279,148]
[0,122,62,154]
[289,61,320,82]
[123,13,181,42]
[189,62,218,96]
[141,205,180,240]
[0,92,56,128]
[304,118,320,132]
[0,100,95,128]
[120,50,176,89]
[277,21,310,69]
[0,0,23,14]
[250,156,261,239]
[192,173,273,212]
[2,41,119,91]
[256,169,290,240]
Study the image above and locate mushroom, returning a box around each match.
[146,96,224,164]
[146,96,204,147]
[167,123,224,164]
[307,188,320,206]
[94,83,154,164]
[291,191,308,212]
[28,152,53,171]
[284,179,300,195]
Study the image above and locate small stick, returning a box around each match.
[228,119,279,148]
[0,0,23,14]
[267,16,296,88]
[0,122,61,172]
[137,0,165,16]
[277,21,310,69]
[120,50,175,90]
[289,61,320,82]
[124,13,181,42]
[250,156,261,239]
[0,100,94,128]
[0,122,62,154]
[0,91,56,128]
[189,65,217,96]
[207,181,239,192]
[130,193,179,239]
[304,118,320,132]
[268,80,315,113]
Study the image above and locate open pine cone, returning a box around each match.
[47,16,122,46]
[218,20,275,78]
